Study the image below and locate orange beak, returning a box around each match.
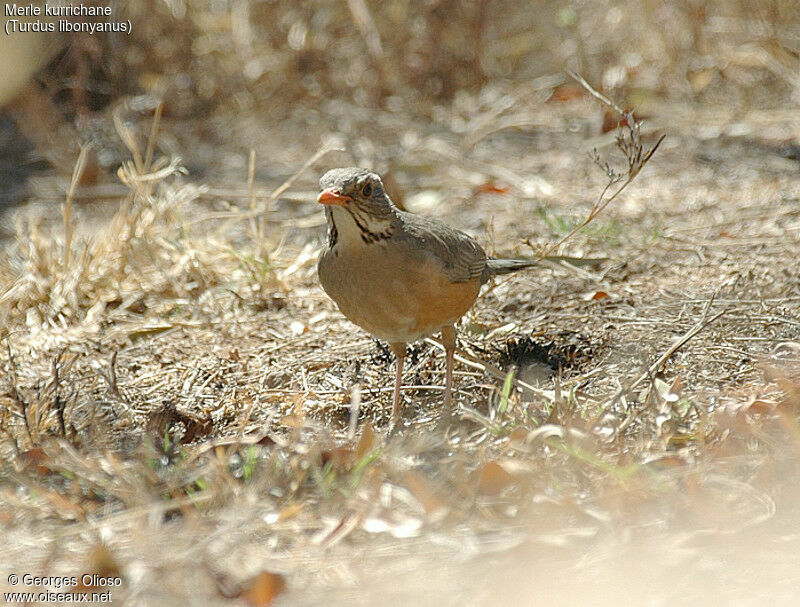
[317,189,351,206]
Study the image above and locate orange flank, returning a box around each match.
[409,275,480,336]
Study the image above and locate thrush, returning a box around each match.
[317,167,540,426]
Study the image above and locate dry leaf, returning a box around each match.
[471,460,516,496]
[241,571,286,607]
[20,448,51,476]
[76,544,122,591]
[602,109,629,134]
[549,84,584,103]
[355,422,374,459]
[475,181,510,195]
[403,470,446,516]
[320,446,354,472]
[277,502,304,522]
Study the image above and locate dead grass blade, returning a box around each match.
[62,145,91,272]
[248,145,339,259]
[143,101,163,172]
[601,297,731,436]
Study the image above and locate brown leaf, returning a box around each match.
[241,571,286,607]
[320,446,354,472]
[20,448,51,476]
[76,544,122,591]
[601,109,639,134]
[355,422,374,459]
[277,502,304,522]
[471,461,517,496]
[549,84,584,103]
[669,375,684,396]
[474,181,510,195]
[403,470,446,516]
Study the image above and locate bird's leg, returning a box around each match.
[389,342,406,424]
[440,325,457,427]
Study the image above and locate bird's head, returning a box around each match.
[318,167,396,245]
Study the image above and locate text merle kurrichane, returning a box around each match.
[4,3,131,34]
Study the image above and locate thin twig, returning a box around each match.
[532,73,665,261]
[265,146,336,209]
[251,145,340,257]
[568,71,626,115]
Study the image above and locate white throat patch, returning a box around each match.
[329,205,393,247]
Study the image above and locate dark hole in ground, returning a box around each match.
[498,332,595,378]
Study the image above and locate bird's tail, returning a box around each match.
[484,255,606,280]
[485,258,539,277]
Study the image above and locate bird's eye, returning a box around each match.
[361,182,373,197]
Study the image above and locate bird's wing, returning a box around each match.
[395,211,487,283]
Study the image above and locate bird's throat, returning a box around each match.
[327,205,393,248]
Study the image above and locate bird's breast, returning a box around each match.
[318,242,480,343]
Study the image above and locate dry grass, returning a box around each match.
[3,98,799,602]
[1,1,800,605]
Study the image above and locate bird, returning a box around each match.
[316,167,542,427]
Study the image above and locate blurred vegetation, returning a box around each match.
[47,0,800,119]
